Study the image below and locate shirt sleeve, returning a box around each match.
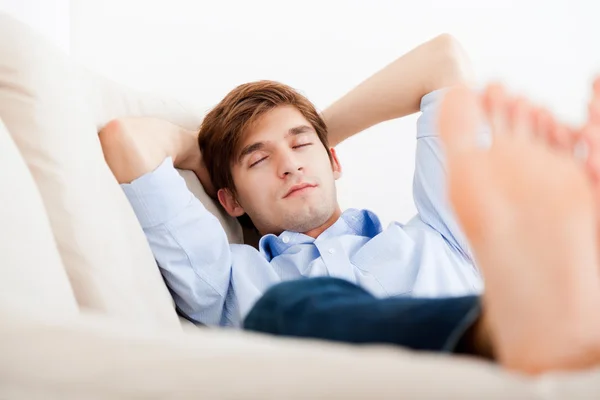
[412,90,489,261]
[121,157,233,326]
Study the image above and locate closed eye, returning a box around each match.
[249,156,268,168]
[249,144,312,168]
[293,143,312,149]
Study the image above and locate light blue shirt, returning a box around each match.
[121,90,483,328]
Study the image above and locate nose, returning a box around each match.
[277,149,303,178]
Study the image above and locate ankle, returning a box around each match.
[472,310,494,359]
[457,311,495,360]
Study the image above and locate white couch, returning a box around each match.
[1,13,599,399]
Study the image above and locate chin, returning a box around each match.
[281,205,333,233]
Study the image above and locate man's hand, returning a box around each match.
[194,163,217,198]
[176,143,216,197]
[99,117,216,197]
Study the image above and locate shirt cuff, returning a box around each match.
[417,88,491,142]
[420,89,448,111]
[121,156,196,228]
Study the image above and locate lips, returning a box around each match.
[283,183,317,198]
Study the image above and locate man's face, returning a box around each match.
[217,105,342,236]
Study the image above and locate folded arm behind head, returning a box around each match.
[322,33,475,147]
[99,117,214,194]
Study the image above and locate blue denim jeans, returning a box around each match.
[244,277,481,353]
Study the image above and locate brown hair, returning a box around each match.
[198,80,331,230]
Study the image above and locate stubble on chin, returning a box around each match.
[280,200,334,233]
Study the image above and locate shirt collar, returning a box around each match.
[258,208,382,261]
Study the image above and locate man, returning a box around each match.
[101,32,600,374]
[245,79,600,375]
[101,34,482,328]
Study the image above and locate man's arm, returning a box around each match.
[322,34,474,146]
[99,119,232,326]
[99,117,209,186]
[321,35,481,263]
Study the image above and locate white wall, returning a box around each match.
[70,0,600,225]
[0,0,70,53]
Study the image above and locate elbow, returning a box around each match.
[428,33,475,90]
[98,118,127,155]
[98,118,140,183]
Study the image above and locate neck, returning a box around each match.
[303,207,343,239]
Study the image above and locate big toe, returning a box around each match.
[438,85,482,158]
[438,85,489,237]
[583,124,600,180]
[589,76,600,125]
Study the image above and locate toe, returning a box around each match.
[552,124,572,151]
[593,76,600,95]
[583,125,600,181]
[534,108,553,143]
[589,76,600,125]
[483,83,510,137]
[530,107,543,139]
[546,114,567,149]
[589,99,600,126]
[531,107,573,152]
[439,85,492,239]
[438,85,482,157]
[509,97,533,139]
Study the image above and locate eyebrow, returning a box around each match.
[237,125,314,164]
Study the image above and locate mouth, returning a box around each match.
[283,183,317,198]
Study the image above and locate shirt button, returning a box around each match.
[328,248,335,254]
[282,236,290,244]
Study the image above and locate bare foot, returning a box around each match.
[589,77,600,125]
[580,77,600,255]
[482,85,578,152]
[581,78,600,181]
[439,84,600,374]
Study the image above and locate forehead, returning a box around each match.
[242,105,312,145]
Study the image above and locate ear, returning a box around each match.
[329,147,343,180]
[217,188,246,217]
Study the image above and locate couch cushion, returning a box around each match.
[0,13,180,331]
[0,117,78,318]
[0,307,546,399]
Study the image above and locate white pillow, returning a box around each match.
[0,13,181,331]
[0,117,78,319]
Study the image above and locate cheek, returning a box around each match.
[313,148,335,171]
[315,156,336,178]
[236,172,277,207]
